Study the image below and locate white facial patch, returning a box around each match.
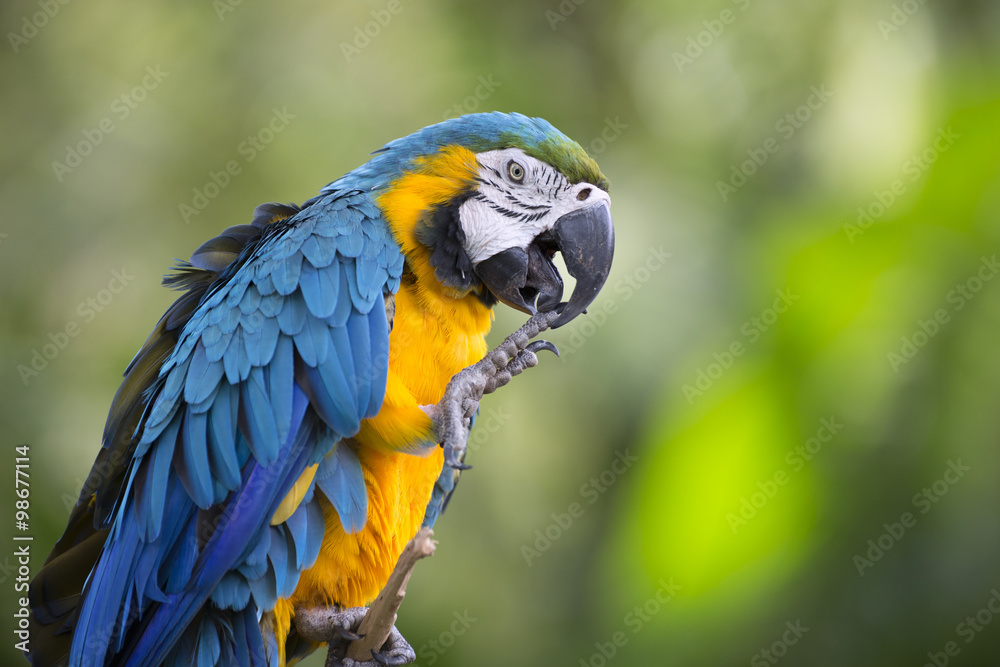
[458,148,609,265]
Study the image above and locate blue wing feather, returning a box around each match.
[268,336,295,444]
[267,527,292,599]
[283,498,325,570]
[222,333,243,385]
[239,284,261,315]
[257,291,282,318]
[276,290,307,336]
[344,310,370,414]
[339,225,365,257]
[327,265,354,328]
[210,572,252,611]
[293,311,330,367]
[138,413,181,540]
[218,304,241,335]
[69,190,403,667]
[196,617,222,666]
[178,409,214,508]
[315,437,368,534]
[239,367,280,465]
[271,251,303,296]
[299,356,358,437]
[207,382,241,491]
[120,394,314,666]
[242,317,266,367]
[163,515,199,593]
[185,343,225,405]
[299,260,341,319]
[366,303,390,416]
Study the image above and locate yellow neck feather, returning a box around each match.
[375,145,493,335]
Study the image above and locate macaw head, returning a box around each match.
[328,112,614,328]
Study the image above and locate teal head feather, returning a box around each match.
[324,112,608,192]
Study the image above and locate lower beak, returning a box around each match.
[474,200,615,328]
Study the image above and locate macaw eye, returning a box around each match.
[507,160,525,183]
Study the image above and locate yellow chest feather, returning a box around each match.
[288,281,490,611]
[277,145,491,663]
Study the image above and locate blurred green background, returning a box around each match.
[3,0,1000,665]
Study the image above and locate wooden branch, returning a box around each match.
[344,527,437,661]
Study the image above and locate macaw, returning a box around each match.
[28,112,614,667]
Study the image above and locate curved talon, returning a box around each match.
[363,624,417,666]
[447,459,472,471]
[370,648,414,666]
[526,339,559,357]
[335,625,363,642]
[443,445,472,470]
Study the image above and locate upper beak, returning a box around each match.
[474,199,615,328]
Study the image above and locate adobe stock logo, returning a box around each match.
[51,65,170,181]
[682,288,799,404]
[16,268,135,385]
[878,0,931,39]
[577,579,681,667]
[922,588,1000,667]
[843,127,959,244]
[853,459,970,576]
[716,85,833,202]
[544,0,589,31]
[672,0,753,73]
[750,620,809,667]
[726,417,842,534]
[442,76,502,120]
[415,610,477,666]
[339,0,415,63]
[560,245,670,360]
[887,255,997,373]
[7,0,72,54]
[521,449,638,567]
[178,107,296,224]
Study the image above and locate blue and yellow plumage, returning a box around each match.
[28,112,612,667]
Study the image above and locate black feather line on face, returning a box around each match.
[416,192,475,289]
[416,191,496,309]
[503,190,551,211]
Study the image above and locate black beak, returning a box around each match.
[474,200,614,328]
